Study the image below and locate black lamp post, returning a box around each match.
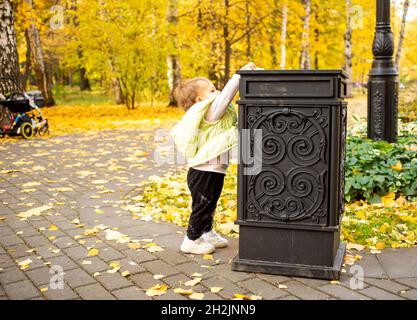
[367,0,399,143]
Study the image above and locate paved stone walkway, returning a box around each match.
[1,128,417,300]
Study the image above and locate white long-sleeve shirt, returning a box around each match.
[192,74,240,174]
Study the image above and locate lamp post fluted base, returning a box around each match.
[367,75,398,143]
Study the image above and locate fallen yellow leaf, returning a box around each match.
[174,288,193,295]
[391,161,402,171]
[145,284,168,297]
[121,271,130,277]
[87,248,99,257]
[210,287,223,293]
[184,277,202,287]
[189,292,204,300]
[128,243,142,250]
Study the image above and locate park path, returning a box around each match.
[0,127,417,300]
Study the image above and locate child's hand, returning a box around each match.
[240,62,257,70]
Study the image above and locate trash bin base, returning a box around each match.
[232,241,346,280]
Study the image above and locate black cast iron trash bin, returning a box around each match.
[232,70,348,280]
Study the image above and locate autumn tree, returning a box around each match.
[167,0,182,107]
[300,0,311,69]
[395,0,410,70]
[0,0,20,96]
[344,0,353,97]
[24,0,55,106]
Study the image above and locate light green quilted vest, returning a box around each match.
[171,96,238,167]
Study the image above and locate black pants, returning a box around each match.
[186,167,225,240]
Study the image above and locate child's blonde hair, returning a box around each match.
[174,77,211,111]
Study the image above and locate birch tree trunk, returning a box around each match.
[344,0,353,97]
[223,0,232,86]
[395,0,409,70]
[0,0,20,96]
[167,0,181,107]
[280,1,288,70]
[19,29,31,91]
[300,0,311,70]
[26,0,55,106]
[245,0,251,59]
[268,0,279,68]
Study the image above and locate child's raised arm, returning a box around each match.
[205,62,256,123]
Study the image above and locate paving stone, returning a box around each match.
[43,286,79,300]
[51,236,79,249]
[77,256,109,273]
[97,246,125,262]
[0,234,24,247]
[63,246,89,260]
[277,295,301,300]
[351,254,388,279]
[118,258,146,275]
[51,220,79,231]
[401,289,417,300]
[292,277,329,288]
[13,227,39,238]
[34,245,64,260]
[163,274,192,288]
[63,268,96,288]
[0,225,14,237]
[318,284,371,300]
[151,232,183,248]
[255,273,291,284]
[359,286,405,300]
[395,278,417,289]
[239,278,287,300]
[5,243,33,259]
[153,290,188,300]
[283,281,331,300]
[75,283,116,300]
[131,272,164,289]
[142,260,179,276]
[15,255,46,270]
[4,280,40,300]
[6,220,30,231]
[154,250,189,265]
[377,249,417,279]
[202,277,246,299]
[112,286,151,300]
[0,254,15,268]
[0,266,27,285]
[95,272,132,291]
[365,278,409,294]
[204,263,253,282]
[47,255,79,271]
[169,261,204,277]
[25,267,53,286]
[24,235,50,247]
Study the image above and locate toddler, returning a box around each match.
[171,62,257,254]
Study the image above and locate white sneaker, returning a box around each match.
[180,236,215,255]
[201,230,228,248]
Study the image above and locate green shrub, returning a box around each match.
[345,122,417,203]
